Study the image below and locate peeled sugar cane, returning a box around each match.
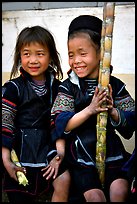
[96,2,115,187]
[11,149,29,186]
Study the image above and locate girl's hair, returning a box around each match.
[68,29,101,52]
[10,25,63,80]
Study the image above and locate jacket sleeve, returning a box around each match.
[111,109,135,139]
[2,81,19,150]
[110,76,135,139]
[51,111,75,142]
[51,80,75,142]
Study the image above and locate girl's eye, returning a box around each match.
[69,56,73,59]
[81,52,87,56]
[23,52,30,56]
[69,54,73,59]
[37,53,45,56]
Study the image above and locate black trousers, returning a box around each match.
[6,191,36,203]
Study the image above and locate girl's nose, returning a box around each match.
[29,55,38,63]
[74,56,81,64]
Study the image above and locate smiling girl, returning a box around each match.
[50,15,135,202]
[2,26,70,202]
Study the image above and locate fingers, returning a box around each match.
[106,85,113,109]
[42,166,52,177]
[94,86,99,96]
[42,165,56,180]
[12,166,26,181]
[96,84,112,98]
[98,90,108,106]
[93,88,107,103]
[45,168,55,180]
[41,165,50,171]
[108,84,112,96]
[23,167,27,174]
[53,167,59,179]
[95,86,106,97]
[14,166,26,174]
[91,88,109,114]
[43,166,58,180]
[41,159,60,180]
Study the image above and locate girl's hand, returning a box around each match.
[2,147,26,182]
[107,84,119,122]
[106,84,114,113]
[4,160,26,182]
[41,154,63,180]
[88,86,108,115]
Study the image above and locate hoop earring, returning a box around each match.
[49,63,53,69]
[49,61,55,70]
[18,60,22,69]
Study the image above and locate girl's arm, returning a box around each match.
[41,139,66,180]
[65,86,108,132]
[55,138,65,160]
[2,147,24,181]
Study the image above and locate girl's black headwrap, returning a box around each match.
[68,15,102,37]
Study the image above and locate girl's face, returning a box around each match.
[68,33,100,79]
[20,42,51,81]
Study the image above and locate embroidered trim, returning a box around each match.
[51,92,75,115]
[115,95,135,111]
[2,99,17,132]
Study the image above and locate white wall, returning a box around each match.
[2,5,135,77]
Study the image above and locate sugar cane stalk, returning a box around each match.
[96,2,115,187]
[11,149,29,186]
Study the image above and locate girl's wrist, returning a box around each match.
[55,153,64,161]
[109,108,119,122]
[109,107,117,116]
[86,106,94,116]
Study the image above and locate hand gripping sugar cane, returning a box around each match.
[11,149,29,186]
[96,2,115,187]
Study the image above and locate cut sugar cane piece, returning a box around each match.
[106,2,115,17]
[104,36,112,51]
[102,52,111,68]
[11,149,29,186]
[101,68,110,87]
[96,2,115,187]
[16,171,29,186]
[106,18,114,35]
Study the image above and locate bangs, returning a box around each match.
[18,29,46,49]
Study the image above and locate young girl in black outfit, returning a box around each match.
[50,15,135,202]
[2,26,70,202]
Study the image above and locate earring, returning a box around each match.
[49,60,55,69]
[18,60,22,69]
[49,63,53,69]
